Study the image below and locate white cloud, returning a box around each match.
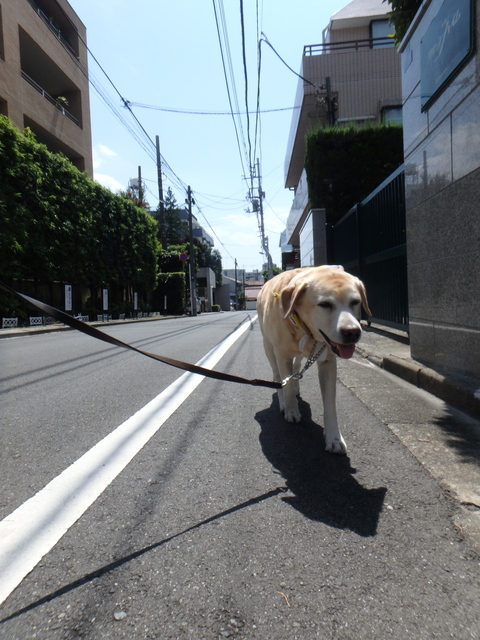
[93,144,118,170]
[94,173,124,193]
[98,144,117,157]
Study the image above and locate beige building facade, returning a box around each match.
[284,0,402,264]
[0,0,93,174]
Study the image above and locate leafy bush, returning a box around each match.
[0,116,159,315]
[385,0,423,44]
[212,304,221,312]
[305,124,403,224]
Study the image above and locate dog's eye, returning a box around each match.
[318,301,333,309]
[350,299,361,308]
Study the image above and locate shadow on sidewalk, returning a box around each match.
[255,396,386,537]
[433,410,480,466]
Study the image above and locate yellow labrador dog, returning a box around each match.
[257,266,371,454]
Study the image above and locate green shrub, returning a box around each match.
[305,124,404,224]
[0,116,159,316]
[212,304,221,312]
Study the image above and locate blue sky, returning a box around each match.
[68,0,347,272]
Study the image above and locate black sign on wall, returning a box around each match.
[420,0,475,111]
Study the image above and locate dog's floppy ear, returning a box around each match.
[281,282,307,319]
[355,278,372,317]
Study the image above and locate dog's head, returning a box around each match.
[281,267,371,359]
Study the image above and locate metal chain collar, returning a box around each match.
[281,341,327,387]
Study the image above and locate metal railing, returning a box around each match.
[27,0,78,58]
[328,165,408,330]
[304,37,395,56]
[21,71,80,127]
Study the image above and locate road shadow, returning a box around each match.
[0,487,286,623]
[255,395,386,537]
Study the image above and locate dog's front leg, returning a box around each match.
[276,355,302,423]
[317,353,347,454]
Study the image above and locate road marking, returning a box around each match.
[0,315,257,606]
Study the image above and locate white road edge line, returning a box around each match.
[0,315,258,606]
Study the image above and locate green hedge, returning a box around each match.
[152,272,186,315]
[305,124,404,224]
[0,116,159,294]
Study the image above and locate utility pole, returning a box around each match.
[187,186,197,317]
[234,258,238,310]
[256,158,273,280]
[137,166,143,205]
[326,76,336,126]
[156,136,166,249]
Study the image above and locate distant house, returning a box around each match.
[244,281,263,310]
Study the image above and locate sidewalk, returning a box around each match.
[358,322,480,421]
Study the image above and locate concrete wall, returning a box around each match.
[299,208,328,267]
[400,0,480,377]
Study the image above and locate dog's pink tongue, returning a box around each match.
[333,342,356,359]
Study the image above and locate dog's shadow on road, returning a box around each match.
[255,396,386,537]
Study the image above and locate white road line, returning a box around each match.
[0,315,257,606]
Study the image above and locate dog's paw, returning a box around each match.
[325,435,347,455]
[284,407,302,423]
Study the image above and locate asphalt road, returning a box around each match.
[1,312,479,639]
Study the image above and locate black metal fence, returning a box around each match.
[327,164,408,331]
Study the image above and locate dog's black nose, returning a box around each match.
[341,327,361,343]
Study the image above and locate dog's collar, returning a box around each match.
[288,312,301,328]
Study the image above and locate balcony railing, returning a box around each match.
[304,37,395,56]
[27,0,78,58]
[21,71,80,127]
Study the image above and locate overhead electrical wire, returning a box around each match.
[52,0,270,264]
[212,0,248,177]
[239,0,252,171]
[48,0,189,201]
[253,0,263,169]
[126,102,298,115]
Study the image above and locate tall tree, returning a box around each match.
[384,0,423,44]
[160,187,188,246]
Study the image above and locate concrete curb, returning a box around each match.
[358,348,480,420]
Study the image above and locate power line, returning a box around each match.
[239,0,252,169]
[127,102,299,115]
[260,32,324,92]
[212,0,249,177]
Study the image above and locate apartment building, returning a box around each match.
[0,0,93,174]
[283,0,402,267]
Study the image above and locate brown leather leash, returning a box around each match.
[0,281,282,389]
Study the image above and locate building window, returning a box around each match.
[382,106,402,125]
[370,19,394,48]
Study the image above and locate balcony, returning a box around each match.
[285,37,401,188]
[27,0,79,58]
[19,27,82,127]
[21,71,80,127]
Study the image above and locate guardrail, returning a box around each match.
[27,0,78,58]
[304,37,395,56]
[328,165,408,331]
[21,71,80,127]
